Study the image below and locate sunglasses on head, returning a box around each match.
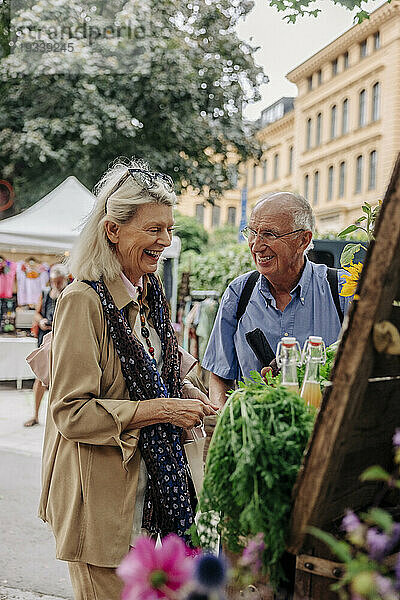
[104,168,174,214]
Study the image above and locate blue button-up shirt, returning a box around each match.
[202,259,352,381]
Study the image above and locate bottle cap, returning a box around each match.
[282,336,297,347]
[309,336,323,346]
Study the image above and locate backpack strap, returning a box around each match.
[236,271,260,322]
[326,267,344,325]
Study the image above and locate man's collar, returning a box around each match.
[290,257,312,300]
[258,257,312,300]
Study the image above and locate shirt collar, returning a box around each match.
[291,257,312,299]
[103,273,148,310]
[258,257,312,302]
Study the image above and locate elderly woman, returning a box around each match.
[38,159,217,600]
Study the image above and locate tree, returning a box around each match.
[0,0,265,212]
[267,0,388,23]
[174,213,208,254]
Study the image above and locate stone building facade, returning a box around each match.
[178,1,399,233]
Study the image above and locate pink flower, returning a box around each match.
[117,534,195,600]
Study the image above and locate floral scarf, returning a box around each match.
[85,274,195,544]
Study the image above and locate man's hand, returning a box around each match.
[181,381,219,413]
[261,358,280,384]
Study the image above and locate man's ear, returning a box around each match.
[299,230,313,252]
[104,221,120,244]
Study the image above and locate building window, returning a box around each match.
[360,39,367,58]
[332,58,338,76]
[316,113,322,146]
[273,153,279,180]
[358,89,366,127]
[212,204,221,228]
[339,161,346,198]
[227,206,237,226]
[372,82,380,122]
[368,150,377,190]
[306,118,312,150]
[307,75,313,91]
[317,69,322,85]
[342,98,349,135]
[288,146,293,175]
[330,105,337,139]
[262,160,267,183]
[374,31,380,50]
[343,51,349,69]
[304,174,309,200]
[327,166,334,201]
[355,155,363,194]
[252,164,257,187]
[313,171,319,205]
[195,203,204,224]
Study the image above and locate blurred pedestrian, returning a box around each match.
[24,264,68,427]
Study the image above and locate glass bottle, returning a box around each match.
[276,337,301,394]
[300,336,326,409]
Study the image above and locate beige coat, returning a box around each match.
[38,276,182,567]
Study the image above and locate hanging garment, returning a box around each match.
[16,262,49,305]
[0,260,17,299]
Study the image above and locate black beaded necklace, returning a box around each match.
[137,287,156,366]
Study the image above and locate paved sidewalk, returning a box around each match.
[0,382,47,458]
[0,585,66,600]
[0,383,72,599]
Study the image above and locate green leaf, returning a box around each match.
[360,465,391,482]
[338,224,358,238]
[363,507,393,534]
[309,527,352,563]
[355,216,367,224]
[340,243,362,266]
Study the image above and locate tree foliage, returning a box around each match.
[267,0,388,23]
[0,0,265,212]
[179,242,254,295]
[174,213,208,254]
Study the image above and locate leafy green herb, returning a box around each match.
[195,372,315,588]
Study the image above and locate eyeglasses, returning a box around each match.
[105,168,175,213]
[241,226,305,243]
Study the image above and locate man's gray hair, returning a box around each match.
[290,193,315,232]
[50,264,69,279]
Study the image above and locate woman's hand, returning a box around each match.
[127,397,217,431]
[181,381,219,412]
[161,398,215,429]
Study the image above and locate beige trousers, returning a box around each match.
[68,562,124,600]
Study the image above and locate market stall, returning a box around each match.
[0,176,96,383]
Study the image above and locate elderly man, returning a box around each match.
[202,192,352,407]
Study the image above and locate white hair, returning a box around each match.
[68,157,177,281]
[253,191,315,251]
[50,264,69,278]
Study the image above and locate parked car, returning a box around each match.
[308,239,367,269]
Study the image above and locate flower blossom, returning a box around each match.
[239,533,265,575]
[340,262,363,298]
[366,527,389,562]
[117,534,194,600]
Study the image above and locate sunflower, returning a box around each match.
[340,261,363,297]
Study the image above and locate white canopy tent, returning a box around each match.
[0,176,96,254]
